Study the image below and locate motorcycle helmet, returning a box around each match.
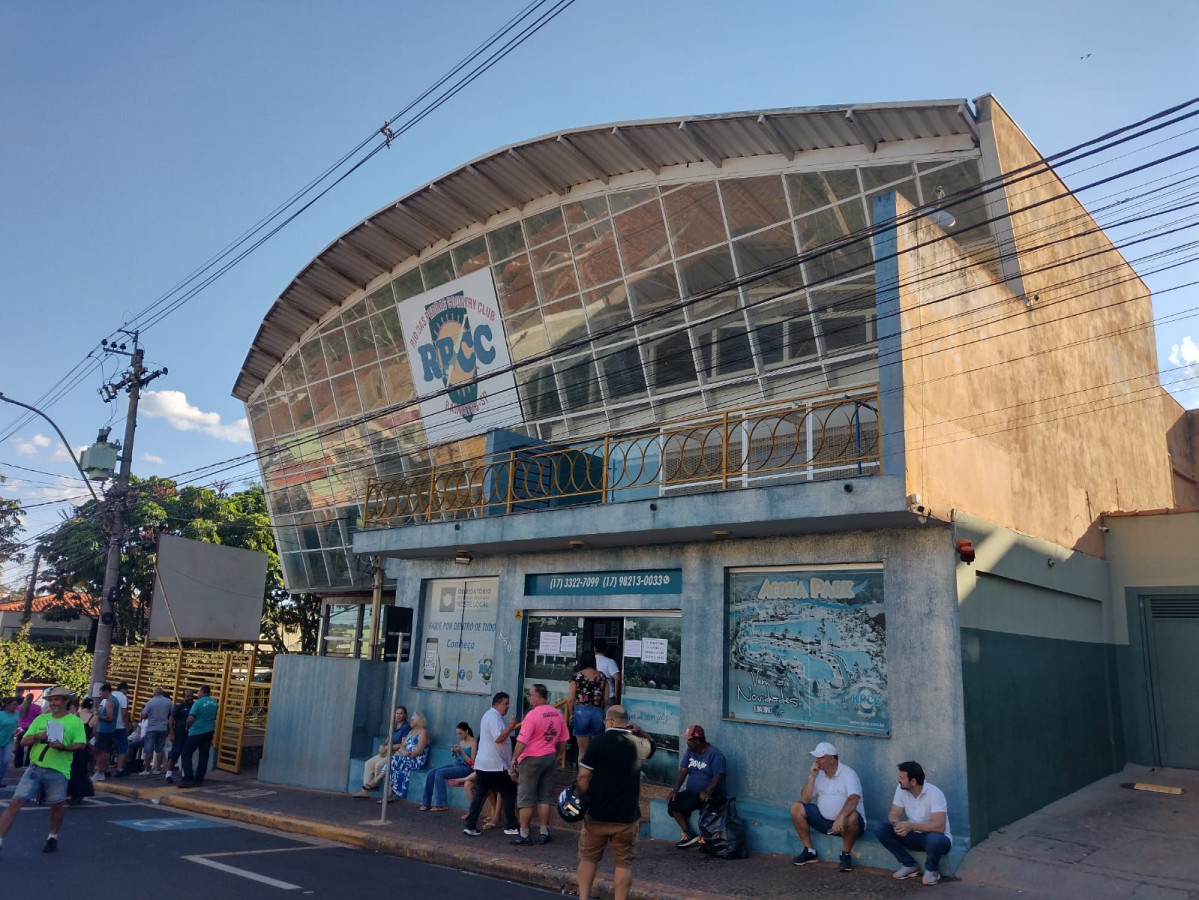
[557,783,588,823]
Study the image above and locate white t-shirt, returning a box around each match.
[113,690,129,730]
[596,654,620,700]
[891,781,951,843]
[474,707,512,772]
[813,761,866,824]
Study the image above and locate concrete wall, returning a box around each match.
[381,524,971,844]
[1163,401,1199,508]
[259,654,390,790]
[889,99,1175,558]
[953,511,1121,841]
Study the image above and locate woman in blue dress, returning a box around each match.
[388,711,430,800]
[419,721,477,811]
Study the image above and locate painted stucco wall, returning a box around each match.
[376,525,971,843]
[888,99,1174,558]
[1163,400,1199,508]
[954,511,1121,840]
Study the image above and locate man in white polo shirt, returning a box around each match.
[790,740,866,872]
[874,760,952,886]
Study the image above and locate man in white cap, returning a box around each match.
[790,740,866,872]
[0,686,86,855]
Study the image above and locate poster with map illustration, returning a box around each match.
[726,565,888,736]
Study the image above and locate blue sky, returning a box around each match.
[2,0,1197,590]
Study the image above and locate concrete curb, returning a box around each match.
[96,782,729,900]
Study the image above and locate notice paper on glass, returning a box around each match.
[539,631,562,655]
[624,640,643,659]
[46,720,64,743]
[560,635,577,654]
[641,638,668,664]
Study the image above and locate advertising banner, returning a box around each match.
[398,268,523,443]
[419,577,498,694]
[726,566,888,736]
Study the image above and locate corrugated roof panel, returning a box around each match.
[625,122,703,168]
[376,206,440,250]
[518,141,586,192]
[436,172,506,222]
[406,191,468,237]
[568,130,644,176]
[474,155,543,206]
[323,243,382,286]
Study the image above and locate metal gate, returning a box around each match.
[1145,597,1199,769]
[107,646,272,774]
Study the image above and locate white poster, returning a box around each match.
[419,577,499,695]
[398,268,523,444]
[539,631,562,655]
[624,640,643,659]
[641,638,668,664]
[560,635,577,654]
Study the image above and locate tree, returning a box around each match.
[36,477,322,652]
[0,474,25,576]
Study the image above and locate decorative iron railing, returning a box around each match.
[363,386,880,527]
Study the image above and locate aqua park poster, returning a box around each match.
[726,566,888,736]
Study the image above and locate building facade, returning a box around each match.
[236,96,1191,848]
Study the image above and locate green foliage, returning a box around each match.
[36,477,321,653]
[0,624,90,698]
[0,474,25,570]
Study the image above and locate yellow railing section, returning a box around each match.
[364,386,880,527]
[108,646,272,774]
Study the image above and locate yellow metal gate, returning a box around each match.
[107,646,271,774]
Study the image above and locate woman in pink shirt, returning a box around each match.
[13,693,42,768]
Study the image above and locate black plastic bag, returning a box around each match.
[698,796,749,859]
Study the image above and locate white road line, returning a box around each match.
[200,846,331,858]
[184,855,303,890]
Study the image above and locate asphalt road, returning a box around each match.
[0,794,556,898]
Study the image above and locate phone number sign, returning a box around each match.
[525,570,682,596]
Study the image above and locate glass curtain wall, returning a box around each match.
[249,156,993,593]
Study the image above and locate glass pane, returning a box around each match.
[393,268,425,302]
[288,387,315,431]
[647,331,697,389]
[300,337,330,382]
[318,312,343,335]
[627,263,679,317]
[595,340,646,400]
[322,329,353,377]
[331,372,362,420]
[787,169,859,215]
[571,220,622,290]
[366,282,397,315]
[345,317,379,367]
[280,353,306,393]
[732,223,801,287]
[380,356,414,405]
[487,221,525,261]
[452,236,489,276]
[677,247,734,297]
[267,394,292,437]
[749,292,816,367]
[698,313,754,380]
[356,363,389,413]
[859,163,915,192]
[609,187,656,214]
[530,236,579,303]
[282,553,310,592]
[613,200,669,273]
[564,196,609,230]
[663,182,726,256]
[523,207,566,247]
[542,295,587,348]
[310,379,337,426]
[341,299,366,323]
[518,365,562,420]
[866,179,919,212]
[249,401,272,445]
[421,253,454,290]
[507,309,548,362]
[721,176,789,238]
[812,278,876,354]
[797,200,871,283]
[493,254,537,317]
[369,307,404,351]
[555,352,601,409]
[582,284,631,333]
[918,160,992,233]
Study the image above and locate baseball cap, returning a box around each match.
[810,741,838,758]
[44,685,75,699]
[682,724,705,741]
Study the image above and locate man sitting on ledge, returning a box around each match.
[874,760,952,886]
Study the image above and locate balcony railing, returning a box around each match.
[363,386,881,527]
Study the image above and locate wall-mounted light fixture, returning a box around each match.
[956,539,976,564]
[569,540,585,550]
[712,530,731,540]
[454,548,473,565]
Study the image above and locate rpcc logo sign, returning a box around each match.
[415,293,497,421]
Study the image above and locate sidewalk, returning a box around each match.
[90,763,1199,899]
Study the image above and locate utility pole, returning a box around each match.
[89,332,166,689]
[21,549,40,624]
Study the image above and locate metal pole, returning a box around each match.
[379,642,403,823]
[90,343,146,690]
[368,556,383,660]
[21,549,40,624]
[0,393,102,505]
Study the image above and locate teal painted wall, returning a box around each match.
[961,628,1122,840]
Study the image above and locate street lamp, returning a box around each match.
[0,392,102,505]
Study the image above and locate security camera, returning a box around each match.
[1099,526,1110,534]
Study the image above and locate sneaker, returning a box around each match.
[538,832,552,845]
[164,771,173,783]
[893,864,920,880]
[42,837,57,854]
[922,869,941,886]
[839,851,853,872]
[462,828,483,837]
[503,827,520,836]
[676,833,701,849]
[510,834,534,846]
[792,847,818,865]
[90,772,106,783]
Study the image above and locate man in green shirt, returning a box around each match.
[0,685,86,854]
[179,685,219,788]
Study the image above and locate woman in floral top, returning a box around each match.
[568,649,610,758]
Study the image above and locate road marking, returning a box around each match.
[112,816,229,831]
[185,856,303,890]
[199,846,331,858]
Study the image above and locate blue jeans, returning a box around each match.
[421,762,472,807]
[0,741,11,784]
[874,821,952,872]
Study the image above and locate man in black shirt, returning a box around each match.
[574,705,655,900]
[164,688,194,783]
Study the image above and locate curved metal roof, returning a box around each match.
[233,99,979,401]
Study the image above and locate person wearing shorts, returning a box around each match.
[92,684,119,782]
[575,705,655,900]
[508,683,569,846]
[667,724,727,848]
[139,687,172,776]
[791,740,867,873]
[0,686,86,855]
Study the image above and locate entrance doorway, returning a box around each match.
[1144,596,1199,768]
[521,611,682,782]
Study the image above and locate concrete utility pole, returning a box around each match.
[89,332,166,689]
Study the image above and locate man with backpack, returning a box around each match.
[92,684,120,782]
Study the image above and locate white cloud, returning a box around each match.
[1167,336,1199,410]
[21,475,91,505]
[140,390,251,443]
[142,452,164,464]
[13,433,51,456]
[1168,335,1199,368]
